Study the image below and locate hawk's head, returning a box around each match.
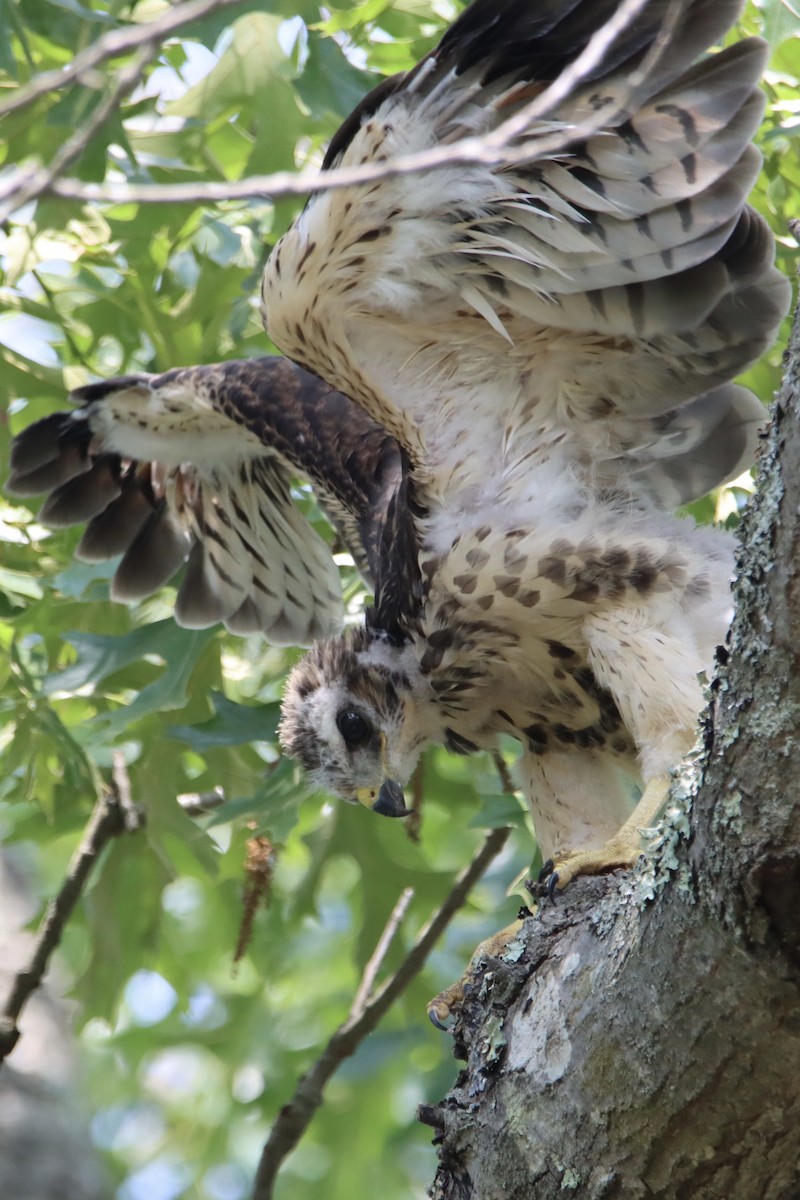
[279,627,430,818]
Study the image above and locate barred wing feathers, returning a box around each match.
[262,0,789,509]
[8,357,402,646]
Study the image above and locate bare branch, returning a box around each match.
[0,0,689,218]
[0,780,144,1067]
[251,824,512,1200]
[349,886,415,1020]
[111,751,144,834]
[0,0,246,120]
[492,751,519,800]
[0,45,157,224]
[0,43,158,224]
[177,786,226,816]
[0,138,515,214]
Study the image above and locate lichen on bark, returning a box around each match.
[424,305,800,1200]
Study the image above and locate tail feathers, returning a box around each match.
[38,457,123,527]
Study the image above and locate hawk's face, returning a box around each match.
[279,629,429,818]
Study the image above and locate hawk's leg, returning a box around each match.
[540,773,671,893]
[427,919,524,1030]
[536,606,705,893]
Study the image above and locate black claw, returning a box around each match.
[538,858,554,883]
[428,1008,451,1032]
[529,859,559,902]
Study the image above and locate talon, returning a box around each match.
[426,918,525,1030]
[427,983,464,1031]
[532,858,560,900]
[427,1000,455,1031]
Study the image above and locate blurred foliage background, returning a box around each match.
[0,2,798,1198]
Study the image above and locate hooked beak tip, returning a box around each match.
[372,779,410,819]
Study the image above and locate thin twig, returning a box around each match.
[0,0,246,120]
[349,886,415,1020]
[112,750,142,833]
[177,787,226,816]
[492,751,518,800]
[1,0,691,216]
[0,782,143,1066]
[0,44,157,223]
[0,138,525,212]
[251,824,512,1200]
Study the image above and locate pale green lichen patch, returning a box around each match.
[721,787,744,835]
[501,935,526,963]
[480,1013,507,1064]
[506,967,573,1080]
[632,749,699,906]
[559,1166,581,1190]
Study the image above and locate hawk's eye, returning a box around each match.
[336,710,371,748]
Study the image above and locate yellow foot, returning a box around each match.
[427,919,524,1030]
[538,831,643,896]
[539,773,673,897]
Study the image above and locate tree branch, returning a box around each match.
[0,765,143,1067]
[692,292,800,950]
[251,824,511,1200]
[349,886,415,1021]
[0,0,682,220]
[426,304,800,1200]
[4,45,158,220]
[0,0,246,120]
[177,786,226,816]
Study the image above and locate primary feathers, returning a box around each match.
[10,0,790,899]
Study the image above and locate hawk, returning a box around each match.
[9,0,790,1019]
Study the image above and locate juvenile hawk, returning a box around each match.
[263,0,788,865]
[10,0,790,1014]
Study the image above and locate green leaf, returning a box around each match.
[208,758,305,842]
[295,32,375,120]
[761,0,800,50]
[43,620,215,695]
[169,690,280,749]
[169,12,296,118]
[468,793,528,829]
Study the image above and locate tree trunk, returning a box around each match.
[424,302,800,1200]
[0,852,108,1200]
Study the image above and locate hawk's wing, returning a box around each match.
[8,357,402,646]
[262,0,790,508]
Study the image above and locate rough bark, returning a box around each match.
[425,305,800,1200]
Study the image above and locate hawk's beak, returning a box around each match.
[355,779,409,818]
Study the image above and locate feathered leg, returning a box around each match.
[541,608,703,891]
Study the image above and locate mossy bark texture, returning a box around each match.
[426,305,800,1200]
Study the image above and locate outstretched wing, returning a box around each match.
[8,357,402,646]
[262,0,789,507]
